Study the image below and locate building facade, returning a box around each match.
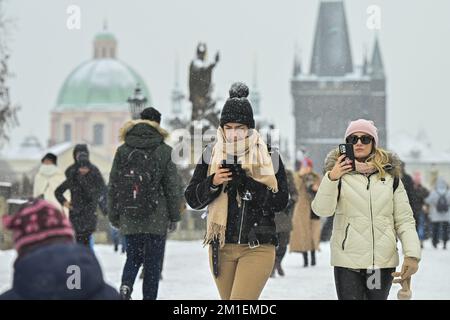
[291,0,386,170]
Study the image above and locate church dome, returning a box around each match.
[55,29,151,111]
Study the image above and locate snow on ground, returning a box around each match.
[1,240,449,300]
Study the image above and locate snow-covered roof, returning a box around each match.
[389,132,450,164]
[0,140,73,161]
[0,182,12,187]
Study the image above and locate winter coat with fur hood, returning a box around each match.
[311,148,421,269]
[107,120,183,236]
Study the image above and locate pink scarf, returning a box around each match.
[355,160,377,175]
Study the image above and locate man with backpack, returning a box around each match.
[108,107,183,300]
[425,177,450,249]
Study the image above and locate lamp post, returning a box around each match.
[127,84,147,120]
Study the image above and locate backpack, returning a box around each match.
[436,193,449,213]
[116,148,162,215]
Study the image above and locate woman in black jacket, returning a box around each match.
[185,83,289,300]
[55,146,106,246]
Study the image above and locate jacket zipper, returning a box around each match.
[238,200,247,244]
[367,174,376,268]
[342,223,350,250]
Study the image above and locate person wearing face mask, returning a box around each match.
[33,153,68,215]
[185,82,289,300]
[55,145,106,247]
[311,119,421,300]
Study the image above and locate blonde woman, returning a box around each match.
[312,119,421,300]
[185,83,289,300]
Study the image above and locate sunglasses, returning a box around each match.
[346,135,373,145]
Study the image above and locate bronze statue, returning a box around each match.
[189,43,220,123]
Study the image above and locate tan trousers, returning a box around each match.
[209,244,275,300]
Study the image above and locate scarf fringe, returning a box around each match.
[203,222,227,248]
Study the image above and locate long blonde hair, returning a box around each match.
[365,147,391,179]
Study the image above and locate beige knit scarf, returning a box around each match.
[204,127,278,248]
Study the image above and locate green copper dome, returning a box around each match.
[55,58,151,111]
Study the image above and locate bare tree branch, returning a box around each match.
[0,0,20,149]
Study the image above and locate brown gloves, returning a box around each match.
[392,257,419,300]
[392,273,412,300]
[400,257,419,279]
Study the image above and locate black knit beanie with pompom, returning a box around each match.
[219,82,255,129]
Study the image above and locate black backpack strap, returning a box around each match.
[337,179,342,202]
[393,176,400,193]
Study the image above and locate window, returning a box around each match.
[93,124,104,146]
[64,124,71,142]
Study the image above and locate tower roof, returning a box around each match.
[370,37,385,78]
[293,50,302,77]
[310,0,353,76]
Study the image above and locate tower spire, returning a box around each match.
[250,55,261,116]
[362,44,369,75]
[171,54,184,115]
[310,0,353,76]
[370,36,385,78]
[293,46,302,77]
[94,22,117,59]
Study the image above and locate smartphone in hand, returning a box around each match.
[339,143,356,171]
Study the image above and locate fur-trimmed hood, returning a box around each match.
[323,148,402,178]
[118,119,169,150]
[119,119,169,142]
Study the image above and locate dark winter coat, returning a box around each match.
[107,120,183,236]
[402,172,415,205]
[410,184,430,220]
[274,169,297,234]
[184,144,289,246]
[55,163,106,235]
[0,243,120,300]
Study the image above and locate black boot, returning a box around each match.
[302,252,309,267]
[114,244,118,252]
[444,242,447,250]
[119,285,132,300]
[276,261,285,276]
[311,250,316,266]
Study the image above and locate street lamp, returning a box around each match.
[127,84,147,120]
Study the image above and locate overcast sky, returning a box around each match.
[3,0,450,154]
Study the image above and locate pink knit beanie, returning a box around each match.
[344,119,379,146]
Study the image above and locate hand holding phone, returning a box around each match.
[211,160,233,187]
[339,143,356,171]
[328,144,355,181]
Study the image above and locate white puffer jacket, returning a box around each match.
[311,149,421,269]
[33,164,69,215]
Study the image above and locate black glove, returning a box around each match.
[168,221,178,233]
[229,163,248,192]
